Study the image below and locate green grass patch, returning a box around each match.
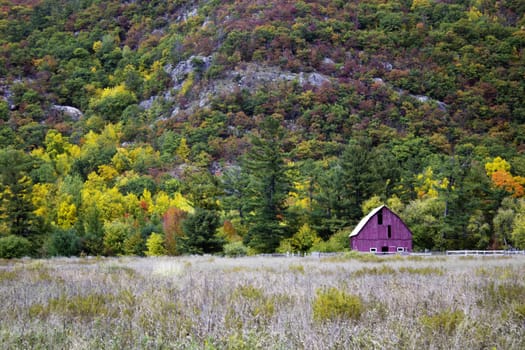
[398,266,444,275]
[29,293,118,321]
[420,309,464,336]
[312,287,363,322]
[352,265,396,277]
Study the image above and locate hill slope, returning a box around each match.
[1,0,525,255]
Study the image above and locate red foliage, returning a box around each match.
[163,207,187,255]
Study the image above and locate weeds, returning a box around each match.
[312,287,363,322]
[29,293,117,321]
[420,309,464,336]
[1,255,524,349]
[0,269,18,282]
[398,266,444,275]
[353,265,396,277]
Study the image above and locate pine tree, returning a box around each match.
[242,115,292,253]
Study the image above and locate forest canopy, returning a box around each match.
[1,0,525,257]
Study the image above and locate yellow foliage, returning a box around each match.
[415,167,449,199]
[81,186,126,223]
[55,154,72,175]
[32,183,53,218]
[92,40,103,53]
[153,192,171,217]
[98,165,119,182]
[176,137,191,162]
[485,156,511,176]
[411,0,431,11]
[97,84,130,99]
[82,124,121,151]
[178,72,194,97]
[467,6,483,21]
[140,189,154,215]
[171,192,194,213]
[84,172,107,191]
[57,197,77,228]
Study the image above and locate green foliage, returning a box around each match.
[29,293,117,321]
[145,233,167,256]
[223,241,248,257]
[277,223,321,254]
[420,309,465,336]
[312,287,364,322]
[311,229,350,253]
[242,115,292,253]
[181,209,224,254]
[0,235,32,258]
[45,228,82,257]
[1,0,525,256]
[0,100,9,121]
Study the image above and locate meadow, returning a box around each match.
[1,254,524,349]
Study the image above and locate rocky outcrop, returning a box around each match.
[52,105,84,120]
[153,59,333,117]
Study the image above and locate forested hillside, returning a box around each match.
[1,0,525,257]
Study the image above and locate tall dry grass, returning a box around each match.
[0,254,524,349]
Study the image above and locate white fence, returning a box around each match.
[445,250,525,256]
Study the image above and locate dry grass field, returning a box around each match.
[1,254,524,349]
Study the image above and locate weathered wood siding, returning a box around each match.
[350,207,412,252]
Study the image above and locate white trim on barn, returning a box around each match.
[349,205,386,238]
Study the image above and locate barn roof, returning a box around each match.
[349,205,386,238]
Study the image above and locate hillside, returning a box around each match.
[1,0,525,256]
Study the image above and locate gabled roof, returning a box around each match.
[349,205,386,238]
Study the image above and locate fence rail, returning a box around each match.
[445,250,525,256]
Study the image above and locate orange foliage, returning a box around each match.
[222,220,238,241]
[163,207,187,255]
[491,170,524,197]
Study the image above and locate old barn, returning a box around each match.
[349,205,412,253]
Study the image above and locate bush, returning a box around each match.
[0,235,32,258]
[45,228,82,257]
[420,309,464,336]
[312,287,363,322]
[145,233,166,256]
[311,229,351,253]
[223,241,248,257]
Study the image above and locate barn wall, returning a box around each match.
[351,207,412,252]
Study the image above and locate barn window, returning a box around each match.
[388,225,392,239]
[397,247,404,252]
[377,209,383,225]
[370,248,377,253]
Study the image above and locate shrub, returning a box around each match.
[312,287,363,322]
[353,265,396,277]
[29,293,117,321]
[45,228,82,257]
[0,235,32,258]
[311,229,351,253]
[420,309,464,336]
[145,233,166,256]
[515,303,525,320]
[223,241,248,257]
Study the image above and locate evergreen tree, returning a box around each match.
[340,140,376,222]
[0,148,39,238]
[181,209,224,254]
[242,115,292,253]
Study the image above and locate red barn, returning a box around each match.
[349,205,412,253]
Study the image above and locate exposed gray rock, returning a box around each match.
[162,61,334,118]
[139,97,156,110]
[165,55,212,89]
[306,72,330,86]
[412,95,430,103]
[52,105,83,120]
[322,57,335,65]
